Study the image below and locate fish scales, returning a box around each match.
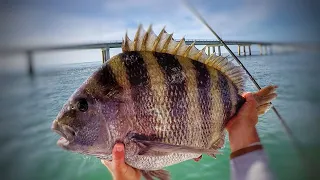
[153,52,188,146]
[112,51,238,169]
[192,60,213,148]
[176,55,203,148]
[92,64,122,104]
[109,51,236,148]
[217,71,232,127]
[52,25,278,180]
[121,52,156,134]
[139,52,168,141]
[106,55,137,139]
[106,55,130,90]
[206,65,226,147]
[228,80,239,120]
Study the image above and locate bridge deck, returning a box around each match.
[0,39,294,76]
[1,39,280,53]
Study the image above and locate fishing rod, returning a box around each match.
[183,1,305,157]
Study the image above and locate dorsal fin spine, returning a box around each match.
[133,24,142,50]
[172,37,185,54]
[205,54,215,65]
[122,25,247,93]
[183,41,195,57]
[152,28,165,51]
[141,25,152,51]
[161,33,173,53]
[122,32,131,51]
[194,49,203,60]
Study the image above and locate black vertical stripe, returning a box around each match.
[217,71,232,127]
[153,52,188,140]
[121,52,153,124]
[192,61,212,147]
[121,52,149,87]
[96,63,121,95]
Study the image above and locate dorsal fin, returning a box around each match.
[122,25,247,92]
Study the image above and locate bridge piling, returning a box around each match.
[101,49,106,63]
[106,47,110,60]
[243,46,246,56]
[238,45,241,56]
[217,46,221,56]
[27,51,34,76]
[101,47,110,64]
[264,46,268,55]
[259,45,263,55]
[248,45,252,56]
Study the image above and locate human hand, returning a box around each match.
[226,93,260,153]
[101,143,141,180]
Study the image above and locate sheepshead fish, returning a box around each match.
[51,25,277,180]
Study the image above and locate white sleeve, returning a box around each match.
[230,148,274,180]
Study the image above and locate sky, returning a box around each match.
[0,0,319,72]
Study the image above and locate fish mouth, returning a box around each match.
[57,137,70,147]
[51,120,75,148]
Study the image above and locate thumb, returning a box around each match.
[243,93,257,109]
[112,143,126,170]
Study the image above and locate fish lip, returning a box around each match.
[51,120,75,144]
[57,137,72,149]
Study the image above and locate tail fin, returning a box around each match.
[252,85,278,115]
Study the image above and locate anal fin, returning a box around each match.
[207,132,226,158]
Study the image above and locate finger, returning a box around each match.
[243,92,253,101]
[241,92,250,98]
[226,92,256,130]
[112,143,126,170]
[226,92,250,129]
[243,93,257,108]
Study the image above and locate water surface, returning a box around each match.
[0,53,319,180]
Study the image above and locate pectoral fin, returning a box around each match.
[128,132,218,155]
[141,169,170,180]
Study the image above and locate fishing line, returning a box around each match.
[183,0,306,161]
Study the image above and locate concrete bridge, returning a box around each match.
[1,39,284,76]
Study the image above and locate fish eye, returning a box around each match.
[77,98,88,112]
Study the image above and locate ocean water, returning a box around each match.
[0,53,319,180]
